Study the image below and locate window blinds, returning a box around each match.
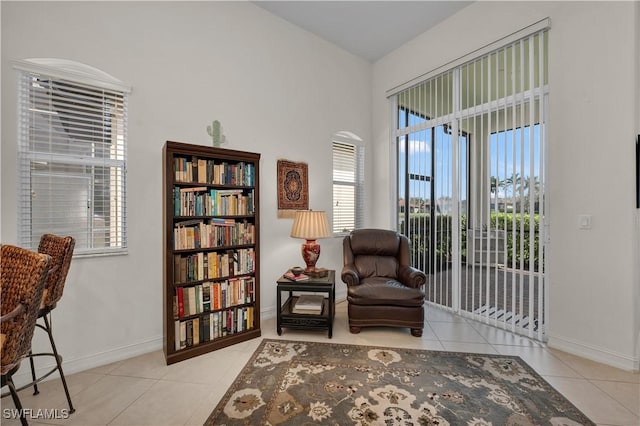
[17,69,128,256]
[332,141,364,234]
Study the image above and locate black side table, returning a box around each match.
[276,270,335,338]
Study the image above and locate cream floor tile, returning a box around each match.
[2,372,103,414]
[394,338,446,351]
[425,306,468,323]
[42,374,157,426]
[429,321,488,343]
[493,345,582,378]
[549,349,640,383]
[544,376,639,425]
[107,349,171,380]
[109,380,215,426]
[185,384,229,426]
[591,380,640,417]
[161,348,245,386]
[83,359,124,375]
[440,341,499,354]
[225,336,263,355]
[468,321,543,347]
[417,323,439,341]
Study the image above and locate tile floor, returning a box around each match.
[2,301,638,425]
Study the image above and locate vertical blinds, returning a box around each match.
[17,70,128,255]
[332,141,364,234]
[394,26,548,341]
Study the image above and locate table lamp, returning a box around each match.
[290,210,330,272]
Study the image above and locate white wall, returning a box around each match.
[1,1,371,377]
[373,1,639,370]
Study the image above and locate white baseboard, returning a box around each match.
[11,336,163,387]
[547,333,640,372]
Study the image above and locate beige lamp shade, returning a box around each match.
[290,210,330,240]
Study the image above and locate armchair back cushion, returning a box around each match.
[346,229,410,279]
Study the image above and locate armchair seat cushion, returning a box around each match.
[347,278,425,307]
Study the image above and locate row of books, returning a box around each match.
[173,307,254,351]
[173,219,255,250]
[173,187,255,217]
[174,277,255,318]
[173,248,255,283]
[174,157,255,186]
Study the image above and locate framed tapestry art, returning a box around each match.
[277,159,308,218]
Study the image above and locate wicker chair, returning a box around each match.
[1,244,50,426]
[25,234,75,413]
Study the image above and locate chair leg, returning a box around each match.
[7,376,29,426]
[28,350,40,395]
[410,328,423,337]
[349,326,361,334]
[43,315,75,413]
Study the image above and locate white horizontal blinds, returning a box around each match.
[394,26,548,340]
[332,141,364,234]
[18,70,128,255]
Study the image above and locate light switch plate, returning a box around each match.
[578,214,592,229]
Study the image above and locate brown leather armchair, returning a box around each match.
[341,229,427,337]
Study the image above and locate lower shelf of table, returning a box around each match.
[278,296,333,334]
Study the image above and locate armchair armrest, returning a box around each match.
[341,264,361,286]
[398,265,427,289]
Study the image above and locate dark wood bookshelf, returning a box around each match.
[163,140,261,365]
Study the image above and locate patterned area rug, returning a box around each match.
[205,339,594,425]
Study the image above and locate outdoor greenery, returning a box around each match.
[403,212,541,272]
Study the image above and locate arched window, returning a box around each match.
[332,131,364,234]
[14,58,131,256]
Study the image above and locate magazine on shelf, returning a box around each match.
[284,271,310,281]
[292,294,323,314]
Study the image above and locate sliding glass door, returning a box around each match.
[395,29,548,340]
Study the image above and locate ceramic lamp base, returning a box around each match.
[301,239,321,272]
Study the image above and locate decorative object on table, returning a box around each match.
[283,270,310,282]
[290,210,330,272]
[306,267,329,278]
[277,159,308,218]
[206,120,226,147]
[204,339,595,426]
[291,294,323,314]
[290,266,304,276]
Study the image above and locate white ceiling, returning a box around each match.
[252,1,472,62]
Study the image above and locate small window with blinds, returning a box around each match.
[332,140,364,234]
[16,59,130,256]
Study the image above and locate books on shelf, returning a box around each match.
[164,141,261,364]
[283,271,310,281]
[292,294,324,314]
[174,157,255,187]
[173,306,255,351]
